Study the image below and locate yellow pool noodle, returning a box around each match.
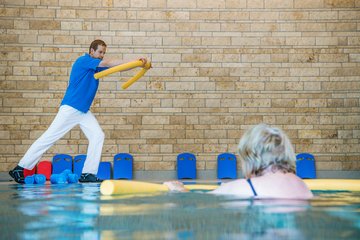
[94,60,151,89]
[94,60,144,79]
[100,179,360,195]
[121,61,151,90]
[303,179,360,192]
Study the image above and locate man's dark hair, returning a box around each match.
[89,39,107,53]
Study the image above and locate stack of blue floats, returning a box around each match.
[24,153,134,185]
[24,151,316,184]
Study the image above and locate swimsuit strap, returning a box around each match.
[246,178,258,196]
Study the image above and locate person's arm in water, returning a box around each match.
[163,181,189,192]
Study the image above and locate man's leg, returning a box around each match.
[78,111,104,182]
[11,105,82,183]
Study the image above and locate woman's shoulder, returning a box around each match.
[253,173,313,199]
[210,179,254,196]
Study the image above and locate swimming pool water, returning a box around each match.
[0,182,359,240]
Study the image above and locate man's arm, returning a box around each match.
[99,57,147,68]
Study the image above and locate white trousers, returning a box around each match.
[19,105,105,174]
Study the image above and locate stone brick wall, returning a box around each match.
[1,0,359,172]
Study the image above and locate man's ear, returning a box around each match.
[89,48,95,55]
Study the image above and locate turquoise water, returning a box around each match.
[0,183,359,240]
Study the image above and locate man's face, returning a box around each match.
[90,45,106,60]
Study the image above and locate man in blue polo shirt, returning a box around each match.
[9,39,147,183]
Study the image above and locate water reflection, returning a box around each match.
[0,183,358,239]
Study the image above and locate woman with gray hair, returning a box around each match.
[164,124,313,199]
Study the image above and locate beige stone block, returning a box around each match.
[220,12,249,20]
[230,67,259,76]
[173,143,203,153]
[286,37,315,46]
[190,11,219,20]
[339,10,360,20]
[133,37,162,46]
[221,23,250,32]
[173,22,198,32]
[61,22,82,30]
[186,116,199,124]
[242,54,270,62]
[316,37,339,46]
[319,54,349,63]
[160,144,173,153]
[29,20,60,30]
[321,68,360,77]
[261,37,286,46]
[12,66,30,76]
[244,115,264,125]
[294,0,323,8]
[110,130,140,139]
[145,161,174,171]
[148,0,166,7]
[290,68,319,77]
[325,0,355,8]
[296,23,326,32]
[182,37,202,46]
[265,0,293,8]
[344,98,359,107]
[59,0,80,6]
[167,0,196,8]
[285,81,303,90]
[140,130,170,139]
[299,130,322,139]
[334,116,360,124]
[280,11,309,20]
[250,12,279,20]
[142,116,170,124]
[236,82,264,91]
[271,99,295,108]
[168,116,185,125]
[204,99,220,108]
[152,54,181,62]
[200,68,229,77]
[247,0,264,8]
[202,37,231,46]
[33,52,55,62]
[327,22,357,31]
[276,116,296,124]
[130,144,160,153]
[32,8,55,18]
[0,116,14,124]
[242,99,271,107]
[348,37,360,46]
[200,23,221,32]
[226,0,247,8]
[309,99,327,107]
[232,37,261,46]
[260,68,289,77]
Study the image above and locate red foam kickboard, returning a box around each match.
[37,161,52,180]
[23,167,36,177]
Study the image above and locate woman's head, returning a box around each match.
[237,124,296,178]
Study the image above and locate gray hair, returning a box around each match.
[237,124,296,178]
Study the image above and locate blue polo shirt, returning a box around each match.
[61,54,106,113]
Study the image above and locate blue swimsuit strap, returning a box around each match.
[246,178,258,196]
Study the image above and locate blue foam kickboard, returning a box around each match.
[73,154,86,176]
[217,153,237,179]
[177,152,196,179]
[113,153,133,180]
[296,153,316,179]
[52,154,73,174]
[97,162,112,180]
